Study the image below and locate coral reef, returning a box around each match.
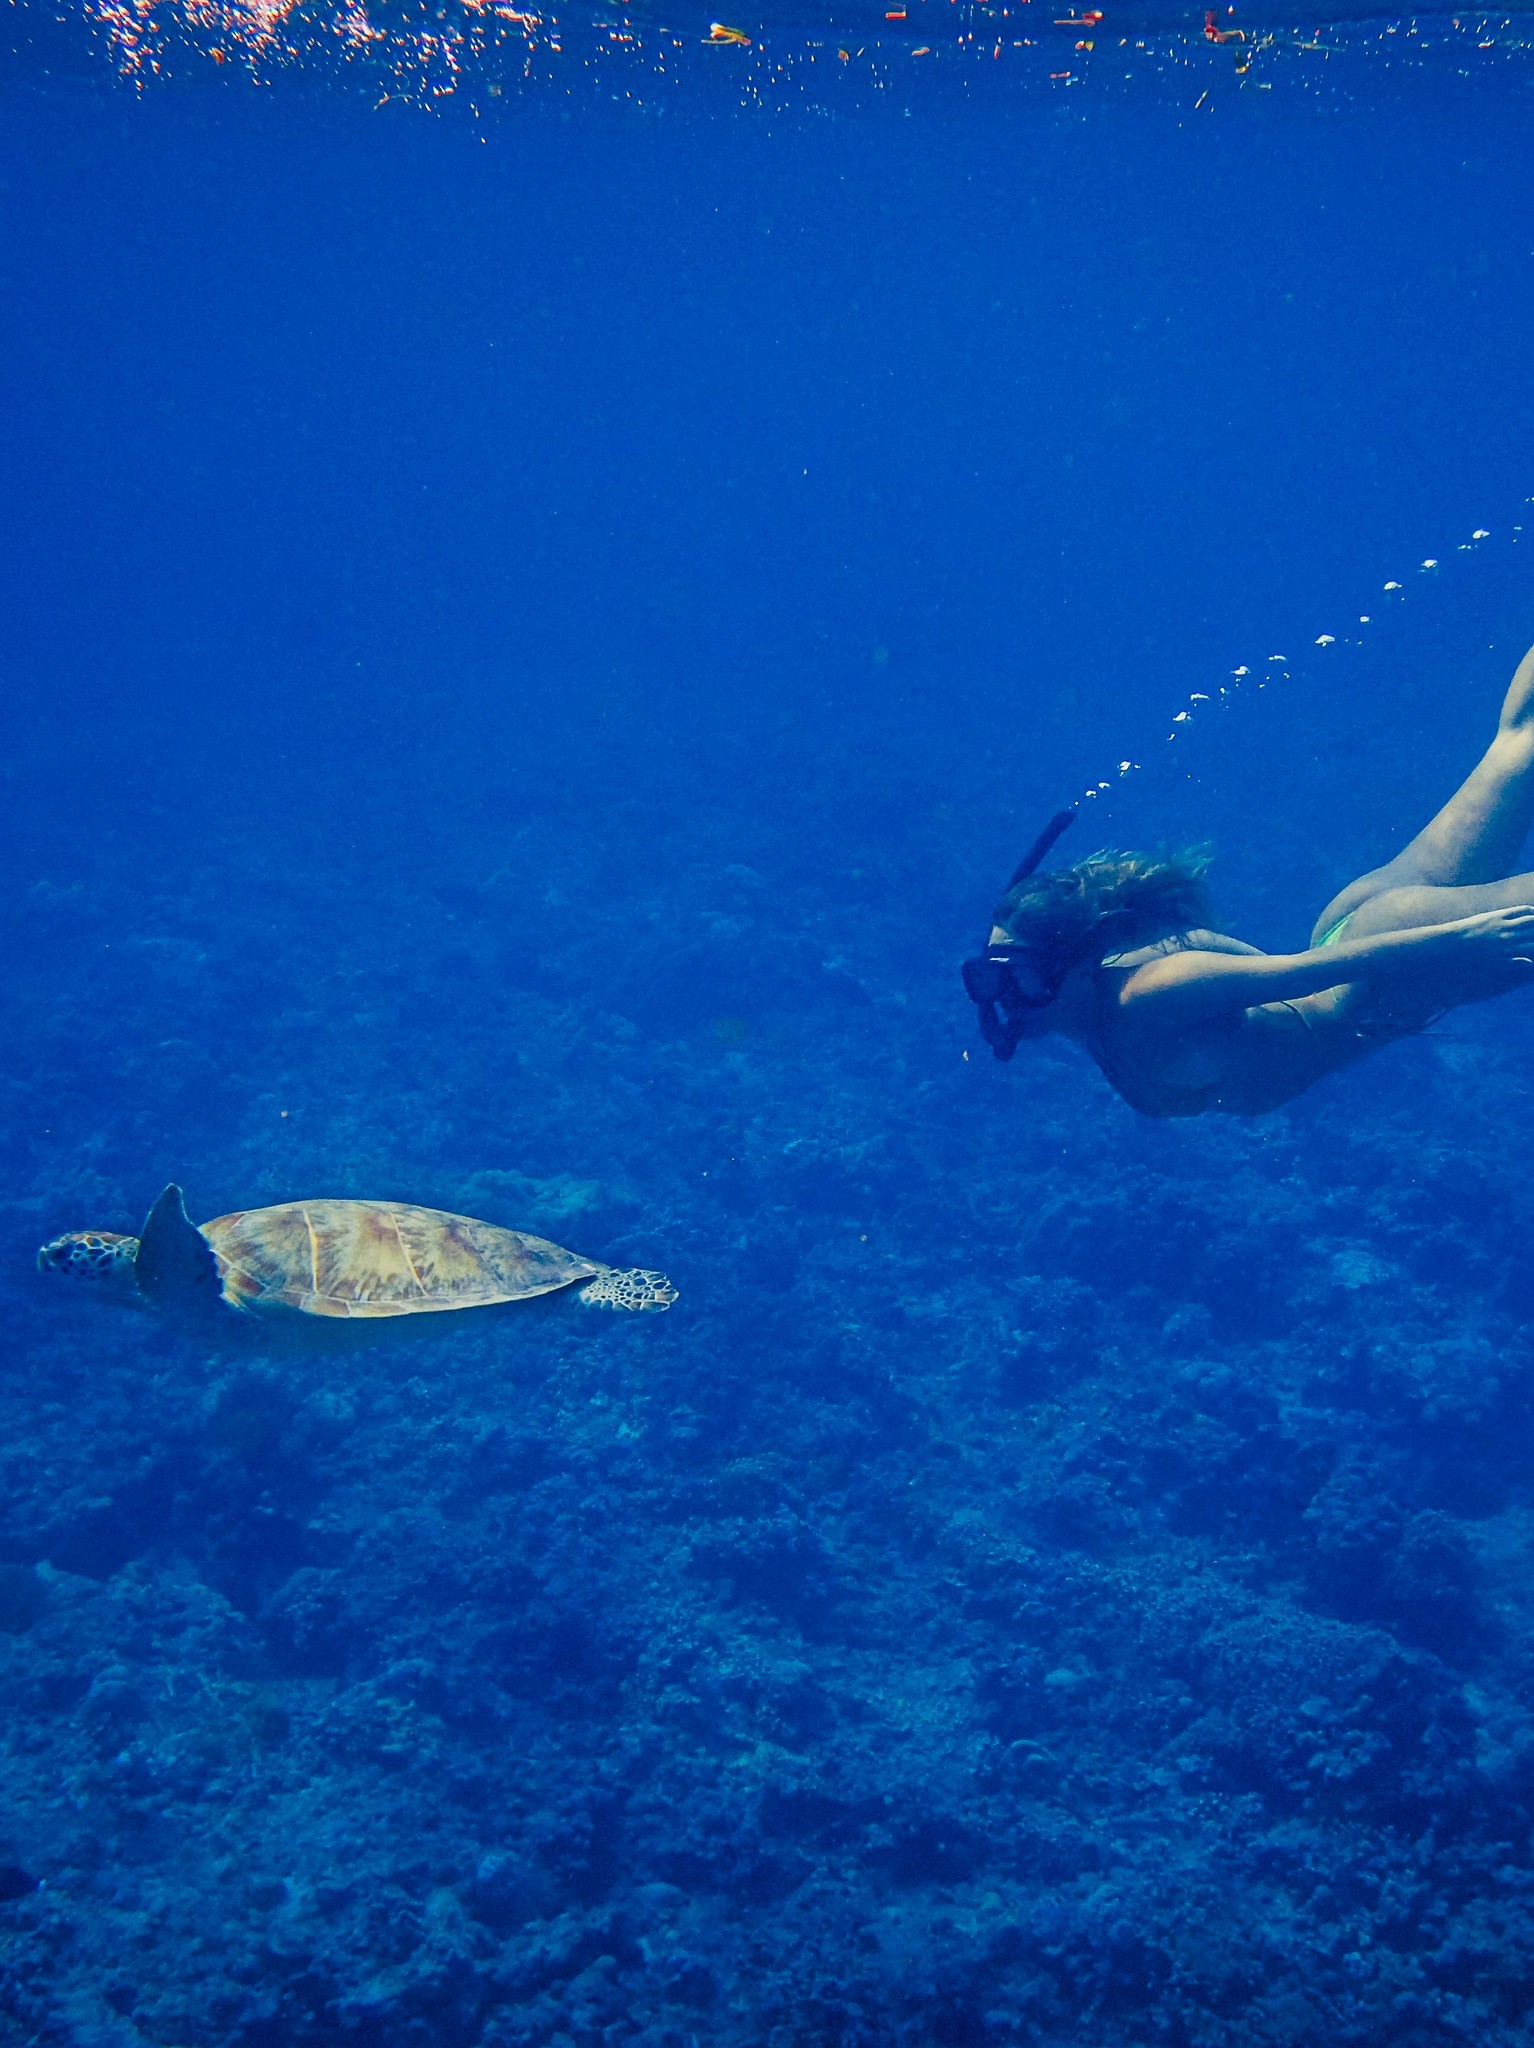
[6,773,1534,2046]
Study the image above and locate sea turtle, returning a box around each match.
[37,1184,676,1325]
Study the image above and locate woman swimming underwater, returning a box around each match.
[963,644,1534,1118]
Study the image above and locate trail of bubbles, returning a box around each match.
[1077,500,1532,810]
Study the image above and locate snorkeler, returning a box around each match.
[963,644,1534,1117]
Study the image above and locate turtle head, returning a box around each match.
[576,1265,678,1312]
[36,1230,144,1303]
[38,1187,225,1321]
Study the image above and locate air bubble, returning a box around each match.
[1081,498,1525,817]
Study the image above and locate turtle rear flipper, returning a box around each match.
[136,1185,224,1317]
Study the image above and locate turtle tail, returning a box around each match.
[577,1266,677,1312]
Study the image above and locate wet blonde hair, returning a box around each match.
[994,849,1212,977]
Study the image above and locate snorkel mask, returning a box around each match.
[961,808,1076,1061]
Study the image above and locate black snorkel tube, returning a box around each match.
[960,808,1077,1061]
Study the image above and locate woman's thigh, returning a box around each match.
[1315,874,1534,946]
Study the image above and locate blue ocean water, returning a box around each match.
[4,8,1534,2041]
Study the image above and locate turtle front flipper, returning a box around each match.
[135,1185,227,1319]
[576,1266,677,1312]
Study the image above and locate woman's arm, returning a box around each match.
[1104,929,1266,968]
[1115,907,1534,1025]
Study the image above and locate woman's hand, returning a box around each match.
[1116,907,1534,1027]
[1439,905,1534,984]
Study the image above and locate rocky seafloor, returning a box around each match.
[6,753,1534,2048]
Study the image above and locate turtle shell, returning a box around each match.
[201,1200,600,1320]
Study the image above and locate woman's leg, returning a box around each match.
[1310,644,1534,945]
[1336,870,1534,943]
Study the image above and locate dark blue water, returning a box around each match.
[4,17,1534,2044]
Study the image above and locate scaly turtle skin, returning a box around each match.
[37,1185,675,1321]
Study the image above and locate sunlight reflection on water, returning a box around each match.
[48,0,1534,114]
